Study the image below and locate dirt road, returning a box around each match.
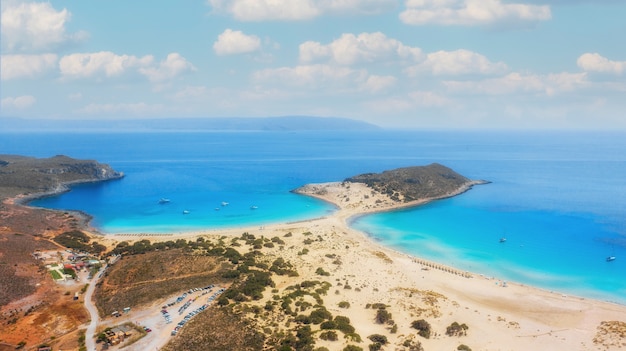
[84,267,105,351]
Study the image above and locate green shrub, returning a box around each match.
[334,316,355,334]
[446,322,469,336]
[411,319,431,339]
[309,308,332,324]
[320,320,337,329]
[319,330,338,341]
[344,333,362,342]
[338,301,350,308]
[457,345,472,351]
[295,314,311,324]
[368,334,387,344]
[343,345,363,351]
[315,267,331,276]
[375,308,391,324]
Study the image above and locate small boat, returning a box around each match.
[158,198,171,204]
[221,202,229,206]
[250,205,258,210]
[499,237,507,243]
[606,256,616,262]
[182,210,190,214]
[214,208,220,211]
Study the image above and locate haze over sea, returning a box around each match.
[2,130,625,304]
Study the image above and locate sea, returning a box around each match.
[1,130,625,304]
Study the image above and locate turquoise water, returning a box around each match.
[1,130,625,303]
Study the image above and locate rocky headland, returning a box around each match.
[0,154,123,202]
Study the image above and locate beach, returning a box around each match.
[101,181,626,350]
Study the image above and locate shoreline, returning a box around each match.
[93,179,623,307]
[9,178,626,349]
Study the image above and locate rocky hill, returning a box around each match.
[0,154,123,200]
[345,163,479,202]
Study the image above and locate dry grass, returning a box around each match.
[0,233,57,308]
[594,321,626,348]
[162,305,264,351]
[94,249,233,316]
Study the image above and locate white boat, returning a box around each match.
[221,202,229,206]
[214,208,220,211]
[250,205,258,210]
[182,210,190,214]
[158,198,170,204]
[606,256,616,262]
[499,237,506,243]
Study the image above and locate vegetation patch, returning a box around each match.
[446,322,469,337]
[53,230,106,254]
[162,305,264,351]
[411,319,432,339]
[94,248,232,316]
[593,321,626,349]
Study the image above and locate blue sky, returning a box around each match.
[1,0,625,129]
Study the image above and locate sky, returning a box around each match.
[1,0,625,129]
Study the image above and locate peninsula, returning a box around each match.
[1,157,625,351]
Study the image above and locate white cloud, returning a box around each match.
[299,32,422,65]
[138,53,196,82]
[1,1,87,52]
[317,0,397,14]
[443,72,588,95]
[400,0,551,26]
[1,95,36,109]
[213,29,262,55]
[299,41,332,63]
[577,53,626,75]
[209,0,320,21]
[407,49,507,75]
[59,51,153,79]
[1,54,58,80]
[361,75,397,93]
[208,0,395,21]
[59,51,194,82]
[253,64,367,89]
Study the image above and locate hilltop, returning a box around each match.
[345,163,481,202]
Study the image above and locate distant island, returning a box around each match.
[0,116,380,132]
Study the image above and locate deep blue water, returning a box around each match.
[1,130,625,303]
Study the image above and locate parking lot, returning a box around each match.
[100,284,226,351]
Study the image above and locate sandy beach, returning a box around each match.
[100,181,626,351]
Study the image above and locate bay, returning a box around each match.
[1,130,625,303]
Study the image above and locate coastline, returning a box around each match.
[97,180,626,350]
[10,178,626,350]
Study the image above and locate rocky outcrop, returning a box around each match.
[345,163,485,203]
[0,154,124,200]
